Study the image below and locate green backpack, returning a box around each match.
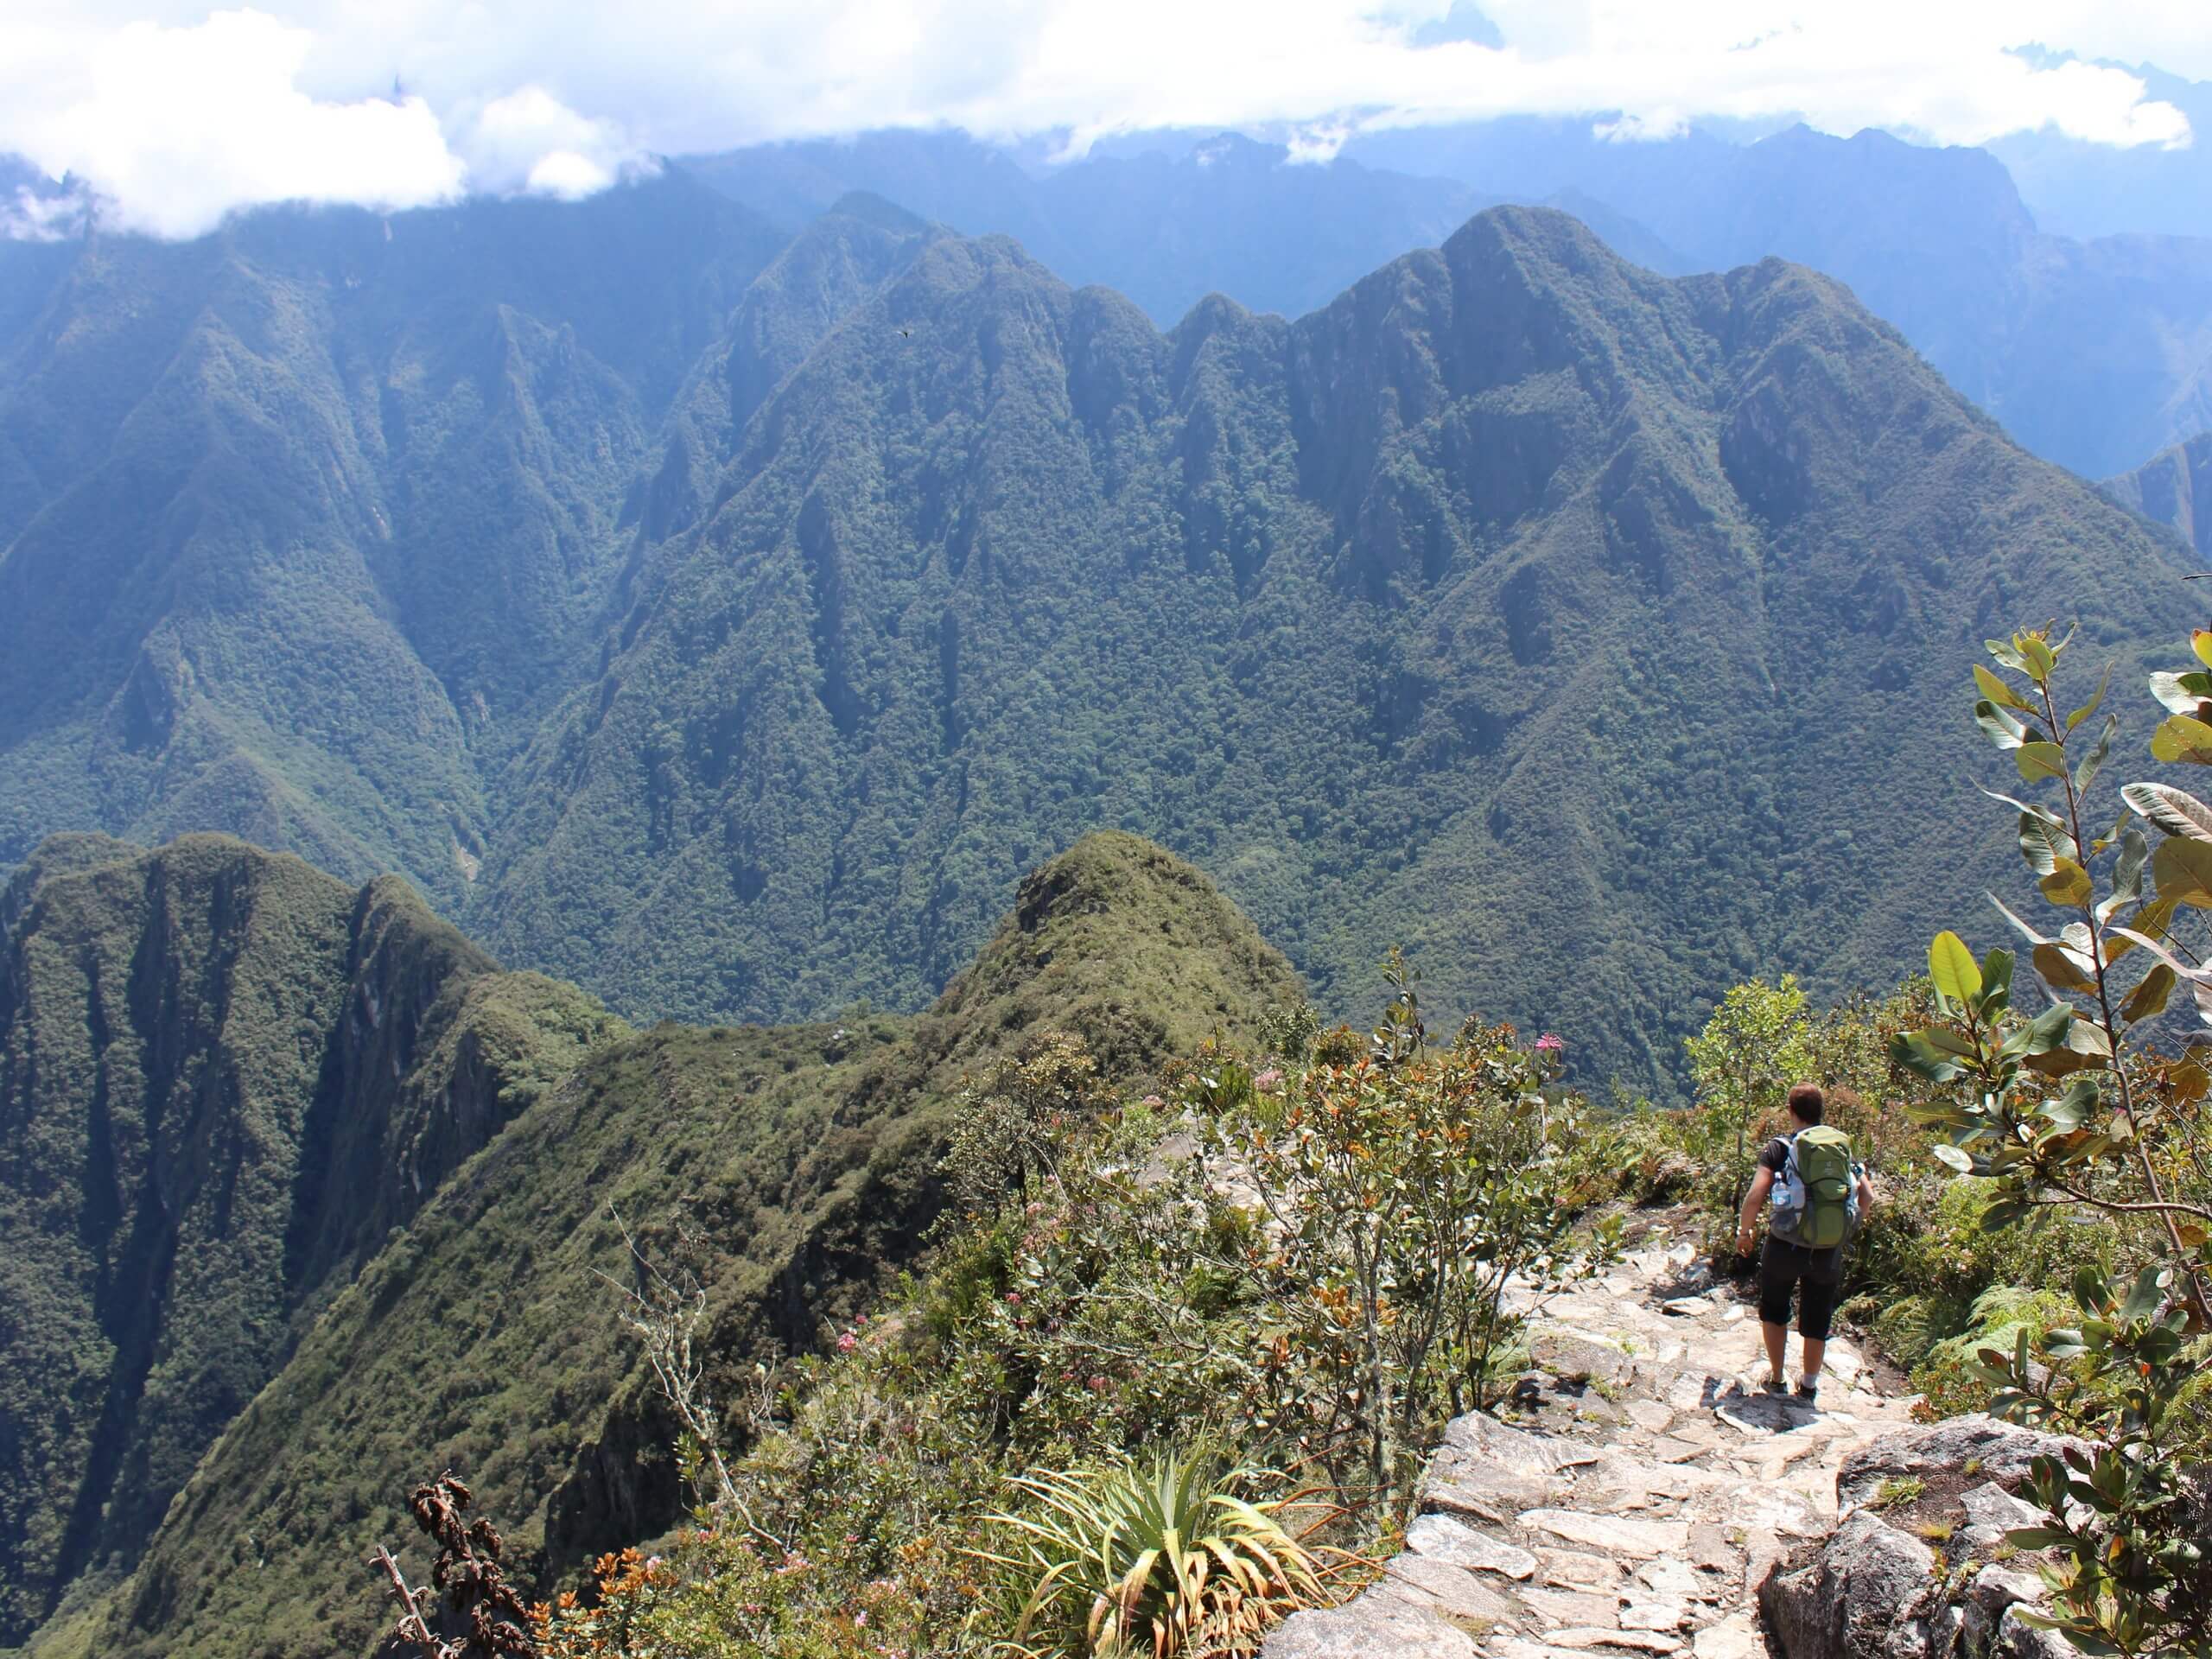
[1773,1125,1858,1250]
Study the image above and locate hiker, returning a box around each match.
[1733,1084,1876,1403]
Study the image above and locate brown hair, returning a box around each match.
[1787,1084,1825,1124]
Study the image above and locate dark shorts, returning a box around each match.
[1758,1236,1840,1341]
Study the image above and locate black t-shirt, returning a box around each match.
[1761,1135,1846,1281]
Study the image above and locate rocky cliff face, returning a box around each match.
[0,835,619,1644]
[2106,431,2212,562]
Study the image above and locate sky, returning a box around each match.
[3,0,2210,238]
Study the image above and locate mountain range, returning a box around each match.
[0,181,2202,1096]
[688,120,2212,480]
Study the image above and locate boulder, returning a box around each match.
[1961,1563,2048,1653]
[1835,1414,2084,1513]
[1956,1481,2050,1558]
[1758,1509,1950,1659]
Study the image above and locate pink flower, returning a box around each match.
[1255,1068,1284,1090]
[1005,1291,1022,1305]
[1535,1033,1564,1053]
[1088,1374,1111,1391]
[837,1330,858,1353]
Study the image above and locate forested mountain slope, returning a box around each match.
[2107,430,2212,560]
[75,830,1296,1659]
[0,173,785,903]
[1,191,2202,1090]
[479,203,2202,1088]
[0,835,619,1645]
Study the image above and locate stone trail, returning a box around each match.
[1264,1229,1927,1659]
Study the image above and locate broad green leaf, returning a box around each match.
[1928,931,1982,1001]
[2037,858,2092,907]
[1977,785,2065,826]
[1973,664,2035,713]
[2064,664,2111,732]
[2018,814,2077,876]
[2031,942,2097,992]
[2073,1264,2111,1314]
[2121,1264,2166,1323]
[2120,963,2176,1023]
[1930,1143,1973,1173]
[1986,637,2028,672]
[2016,741,2067,783]
[1889,1031,1967,1083]
[2105,898,2177,964]
[2151,714,2212,765]
[2146,670,2212,715]
[2120,780,2212,842]
[2195,630,2212,671]
[2019,634,2057,681]
[1974,700,2029,751]
[2154,836,2212,906]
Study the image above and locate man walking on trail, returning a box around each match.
[1734,1084,1876,1403]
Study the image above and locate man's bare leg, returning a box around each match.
[1762,1320,1788,1386]
[1801,1336,1826,1386]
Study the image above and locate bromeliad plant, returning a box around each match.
[1894,626,2212,1657]
[980,1452,1327,1659]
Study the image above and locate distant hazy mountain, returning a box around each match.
[682,121,2212,479]
[2107,430,2212,559]
[1349,118,2212,479]
[681,129,1508,323]
[1988,52,2212,241]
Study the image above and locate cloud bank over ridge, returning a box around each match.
[3,0,2208,238]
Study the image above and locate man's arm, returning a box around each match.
[1856,1166,1877,1211]
[1736,1166,1774,1255]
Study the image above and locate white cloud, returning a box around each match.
[0,0,2207,237]
[6,10,464,237]
[461,85,649,197]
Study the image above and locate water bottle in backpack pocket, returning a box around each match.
[1770,1125,1858,1250]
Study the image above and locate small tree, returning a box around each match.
[1684,975,1818,1236]
[1893,625,2212,1657]
[1239,994,1611,1515]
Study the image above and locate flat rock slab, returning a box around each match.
[1521,1509,1692,1558]
[1266,1591,1478,1659]
[1540,1548,1628,1590]
[1689,1613,1764,1659]
[1406,1512,1539,1580]
[1548,1627,1684,1653]
[1836,1414,2087,1513]
[1383,1554,1522,1624]
[1620,1600,1692,1631]
[1519,1585,1625,1628]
